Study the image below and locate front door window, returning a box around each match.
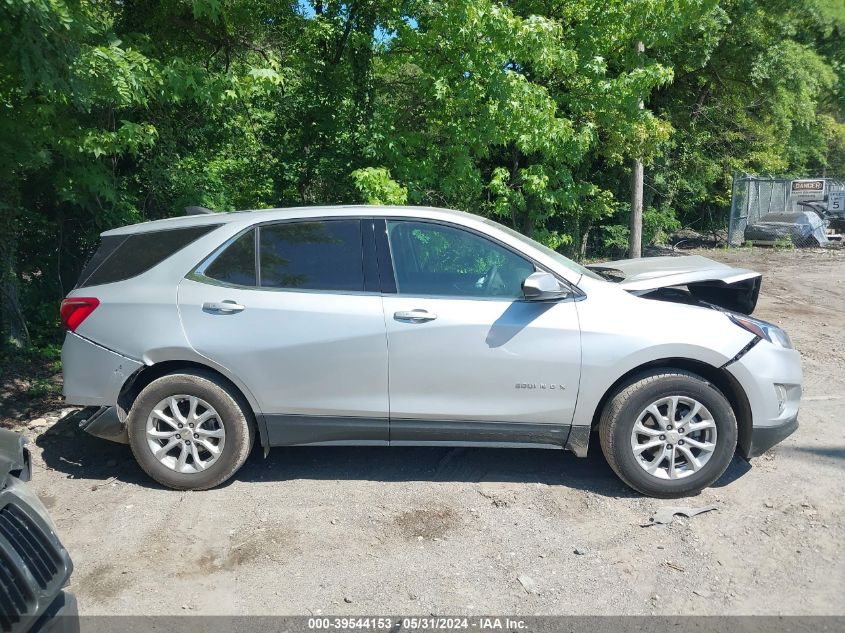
[386,221,535,298]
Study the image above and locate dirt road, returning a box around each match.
[23,248,845,615]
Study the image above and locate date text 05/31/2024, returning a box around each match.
[307,618,528,630]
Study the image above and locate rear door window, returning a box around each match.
[77,225,219,288]
[258,220,364,291]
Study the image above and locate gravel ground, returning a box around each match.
[20,247,845,616]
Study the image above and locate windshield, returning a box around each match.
[481,217,605,281]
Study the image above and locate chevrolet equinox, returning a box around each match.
[60,206,802,497]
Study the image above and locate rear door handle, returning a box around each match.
[394,309,437,323]
[203,300,245,314]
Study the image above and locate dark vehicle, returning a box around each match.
[0,429,76,633]
[744,210,829,246]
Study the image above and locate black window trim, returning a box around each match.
[189,216,378,296]
[362,219,382,293]
[253,226,261,287]
[373,218,396,293]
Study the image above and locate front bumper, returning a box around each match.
[727,337,802,457]
[746,414,799,458]
[0,477,75,633]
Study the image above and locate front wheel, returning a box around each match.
[598,370,737,498]
[127,370,255,490]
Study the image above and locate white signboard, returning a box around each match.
[829,191,845,214]
[791,179,825,196]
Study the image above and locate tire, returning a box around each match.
[127,370,255,490]
[598,370,737,498]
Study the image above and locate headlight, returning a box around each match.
[728,313,794,349]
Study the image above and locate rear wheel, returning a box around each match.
[599,370,737,498]
[127,370,255,490]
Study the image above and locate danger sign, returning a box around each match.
[791,179,825,195]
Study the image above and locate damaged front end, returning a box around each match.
[587,255,762,315]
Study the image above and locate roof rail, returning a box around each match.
[185,206,214,215]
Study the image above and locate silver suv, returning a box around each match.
[60,206,802,497]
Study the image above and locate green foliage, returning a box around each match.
[601,224,631,256]
[644,206,682,246]
[600,205,680,256]
[773,235,796,250]
[28,377,61,399]
[649,0,845,232]
[351,168,408,205]
[1,0,844,351]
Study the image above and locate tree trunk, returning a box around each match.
[522,211,535,239]
[580,220,592,259]
[0,239,29,348]
[630,157,643,258]
[629,40,645,259]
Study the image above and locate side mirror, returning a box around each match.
[522,272,569,301]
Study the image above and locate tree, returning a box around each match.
[648,0,845,236]
[1,0,843,350]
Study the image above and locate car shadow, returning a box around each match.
[788,446,845,461]
[710,455,752,487]
[486,301,555,348]
[232,442,640,498]
[35,411,162,489]
[37,414,753,497]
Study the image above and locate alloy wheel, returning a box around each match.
[145,395,226,474]
[630,395,717,480]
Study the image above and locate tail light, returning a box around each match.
[60,297,100,331]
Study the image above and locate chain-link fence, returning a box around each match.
[728,173,845,247]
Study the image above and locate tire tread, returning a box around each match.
[598,369,736,498]
[127,369,255,490]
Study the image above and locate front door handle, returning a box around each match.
[394,309,437,323]
[203,300,245,314]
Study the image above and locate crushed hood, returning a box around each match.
[587,255,761,290]
[587,255,762,314]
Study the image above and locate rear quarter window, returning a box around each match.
[202,229,257,286]
[76,225,219,288]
